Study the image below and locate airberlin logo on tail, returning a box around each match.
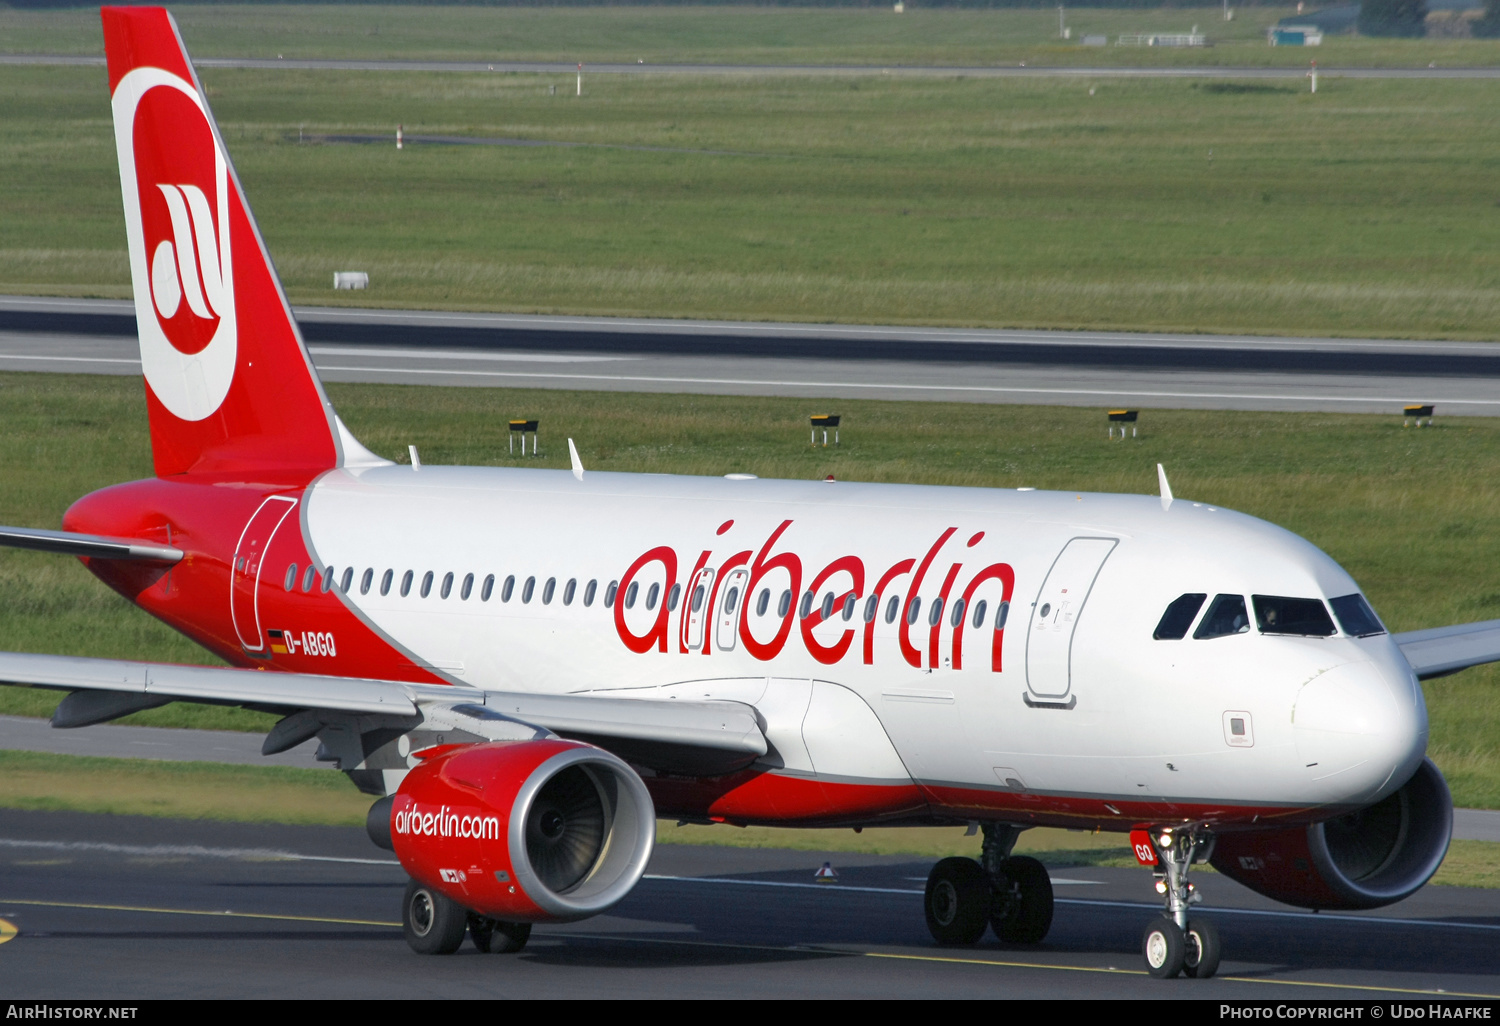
[112,67,237,423]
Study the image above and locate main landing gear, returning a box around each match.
[924,824,1054,946]
[402,878,532,956]
[1140,829,1220,980]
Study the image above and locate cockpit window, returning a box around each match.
[1329,593,1386,637]
[1252,595,1336,637]
[1194,594,1250,640]
[1154,593,1207,640]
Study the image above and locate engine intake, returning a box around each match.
[388,739,655,923]
[1212,757,1453,910]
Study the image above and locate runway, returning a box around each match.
[6,53,1500,79]
[0,809,1496,999]
[4,295,1500,414]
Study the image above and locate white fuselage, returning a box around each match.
[303,465,1427,819]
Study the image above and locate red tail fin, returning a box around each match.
[104,7,348,477]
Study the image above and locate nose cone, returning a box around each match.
[1292,657,1426,805]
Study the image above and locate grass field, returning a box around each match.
[6,4,1500,68]
[1,371,1499,807]
[5,55,1500,338]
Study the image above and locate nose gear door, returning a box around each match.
[1025,537,1117,700]
[230,495,298,652]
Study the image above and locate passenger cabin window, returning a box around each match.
[1331,593,1385,637]
[564,579,577,606]
[1154,593,1208,640]
[928,596,944,627]
[502,575,515,602]
[584,580,597,606]
[481,574,495,601]
[360,568,372,595]
[380,569,393,596]
[756,589,770,616]
[885,595,900,624]
[800,592,814,618]
[843,595,857,621]
[668,583,680,612]
[420,571,434,598]
[863,595,878,623]
[284,563,297,591]
[971,599,987,629]
[341,567,354,593]
[605,580,618,608]
[441,572,454,599]
[400,571,414,598]
[321,567,335,594]
[522,577,536,603]
[461,573,474,600]
[949,597,965,628]
[543,577,556,604]
[624,582,638,609]
[1194,594,1249,639]
[1253,595,1336,637]
[302,565,316,593]
[778,590,792,617]
[905,597,922,625]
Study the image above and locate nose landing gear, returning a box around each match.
[1140,829,1220,979]
[923,823,1055,947]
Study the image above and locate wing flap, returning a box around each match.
[0,651,768,771]
[0,525,183,563]
[1394,618,1500,679]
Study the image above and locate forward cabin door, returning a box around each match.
[230,495,298,652]
[1024,537,1117,700]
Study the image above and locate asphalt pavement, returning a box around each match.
[4,296,1500,414]
[0,808,1496,999]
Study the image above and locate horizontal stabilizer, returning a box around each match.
[0,525,183,563]
[1394,618,1500,679]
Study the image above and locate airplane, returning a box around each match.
[2,4,1498,979]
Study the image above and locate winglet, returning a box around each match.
[1158,463,1173,511]
[569,438,585,481]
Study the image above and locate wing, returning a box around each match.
[0,525,182,563]
[0,650,767,776]
[1394,618,1500,680]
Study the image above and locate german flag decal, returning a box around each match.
[268,629,289,655]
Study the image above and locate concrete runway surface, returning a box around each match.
[4,296,1500,414]
[0,808,1497,999]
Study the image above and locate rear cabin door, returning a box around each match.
[1024,537,1117,699]
[231,495,298,652]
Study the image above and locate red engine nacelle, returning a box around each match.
[378,739,656,923]
[1211,758,1453,910]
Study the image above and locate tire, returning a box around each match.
[1183,918,1221,979]
[924,857,991,946]
[471,915,532,954]
[992,855,1055,945]
[1142,918,1186,979]
[403,878,468,955]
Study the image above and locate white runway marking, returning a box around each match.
[646,873,1500,931]
[305,346,638,363]
[0,837,399,867]
[316,364,1500,407]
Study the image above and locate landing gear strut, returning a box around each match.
[1141,829,1220,979]
[923,823,1054,947]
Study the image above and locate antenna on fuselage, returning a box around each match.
[568,438,585,482]
[1158,463,1173,511]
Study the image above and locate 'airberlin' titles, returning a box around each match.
[394,803,501,841]
[614,520,1017,671]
